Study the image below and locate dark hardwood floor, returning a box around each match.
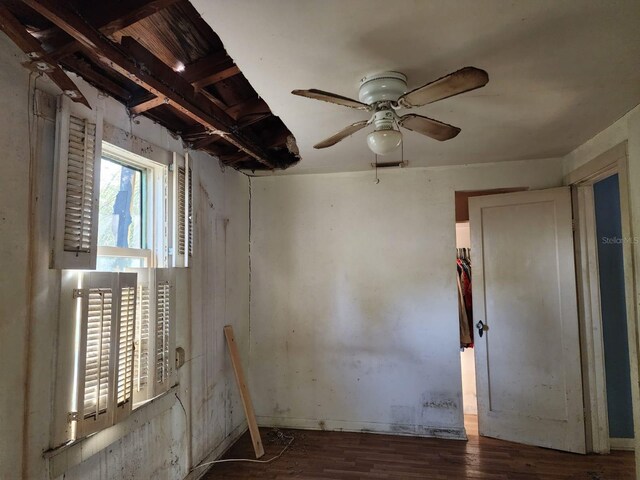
[202,416,635,479]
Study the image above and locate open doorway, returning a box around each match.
[456,221,477,432]
[594,174,634,449]
[570,144,637,455]
[455,188,526,435]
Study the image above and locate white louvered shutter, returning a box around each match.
[51,95,103,270]
[76,272,118,437]
[130,268,153,405]
[186,153,193,260]
[172,153,192,267]
[114,272,137,422]
[154,268,176,394]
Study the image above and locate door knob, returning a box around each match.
[476,320,489,338]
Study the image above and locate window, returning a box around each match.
[129,267,175,406]
[52,100,187,444]
[97,143,167,271]
[72,272,138,437]
[67,270,175,439]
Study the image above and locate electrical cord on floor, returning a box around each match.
[193,430,294,468]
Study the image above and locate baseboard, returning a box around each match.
[256,415,467,441]
[183,421,248,480]
[610,437,635,451]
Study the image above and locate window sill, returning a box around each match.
[46,385,178,478]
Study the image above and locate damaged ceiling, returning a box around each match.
[0,0,300,171]
[192,0,640,174]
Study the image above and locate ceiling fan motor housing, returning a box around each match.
[358,71,408,105]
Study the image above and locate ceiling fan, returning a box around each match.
[292,67,489,155]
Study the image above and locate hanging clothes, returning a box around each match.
[456,249,473,348]
[457,274,472,346]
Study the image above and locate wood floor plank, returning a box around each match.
[201,417,635,479]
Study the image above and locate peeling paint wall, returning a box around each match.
[0,32,250,480]
[249,159,564,438]
[0,28,31,480]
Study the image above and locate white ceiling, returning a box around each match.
[192,0,640,174]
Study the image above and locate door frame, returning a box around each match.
[565,141,638,453]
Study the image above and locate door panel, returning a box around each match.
[470,187,585,453]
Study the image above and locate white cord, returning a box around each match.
[193,433,294,468]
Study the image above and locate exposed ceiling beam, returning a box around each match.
[181,51,232,83]
[98,0,181,37]
[226,97,270,121]
[22,0,277,168]
[0,4,89,107]
[192,65,240,91]
[191,134,220,150]
[180,124,209,139]
[43,0,180,60]
[129,95,167,114]
[60,54,132,101]
[238,112,272,129]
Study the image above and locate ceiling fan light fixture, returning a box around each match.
[367,128,402,156]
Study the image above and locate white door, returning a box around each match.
[469,187,585,453]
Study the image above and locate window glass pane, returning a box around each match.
[98,158,143,249]
[96,256,147,272]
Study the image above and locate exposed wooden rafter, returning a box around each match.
[94,0,181,37]
[181,51,231,82]
[129,95,167,114]
[43,0,181,61]
[129,56,240,113]
[227,98,270,121]
[60,53,132,101]
[22,0,280,169]
[0,4,89,107]
[192,65,241,91]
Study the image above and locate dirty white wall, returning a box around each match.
[0,32,250,480]
[562,103,640,474]
[249,158,564,438]
[455,222,477,416]
[0,26,32,480]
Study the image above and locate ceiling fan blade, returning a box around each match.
[398,67,489,108]
[313,120,369,149]
[398,114,461,141]
[292,89,370,110]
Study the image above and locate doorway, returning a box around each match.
[571,148,637,454]
[594,174,635,449]
[455,188,527,435]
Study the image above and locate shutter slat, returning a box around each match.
[188,166,193,257]
[177,167,186,256]
[63,114,97,254]
[82,288,112,419]
[117,286,136,406]
[155,281,171,385]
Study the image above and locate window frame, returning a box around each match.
[97,142,168,271]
